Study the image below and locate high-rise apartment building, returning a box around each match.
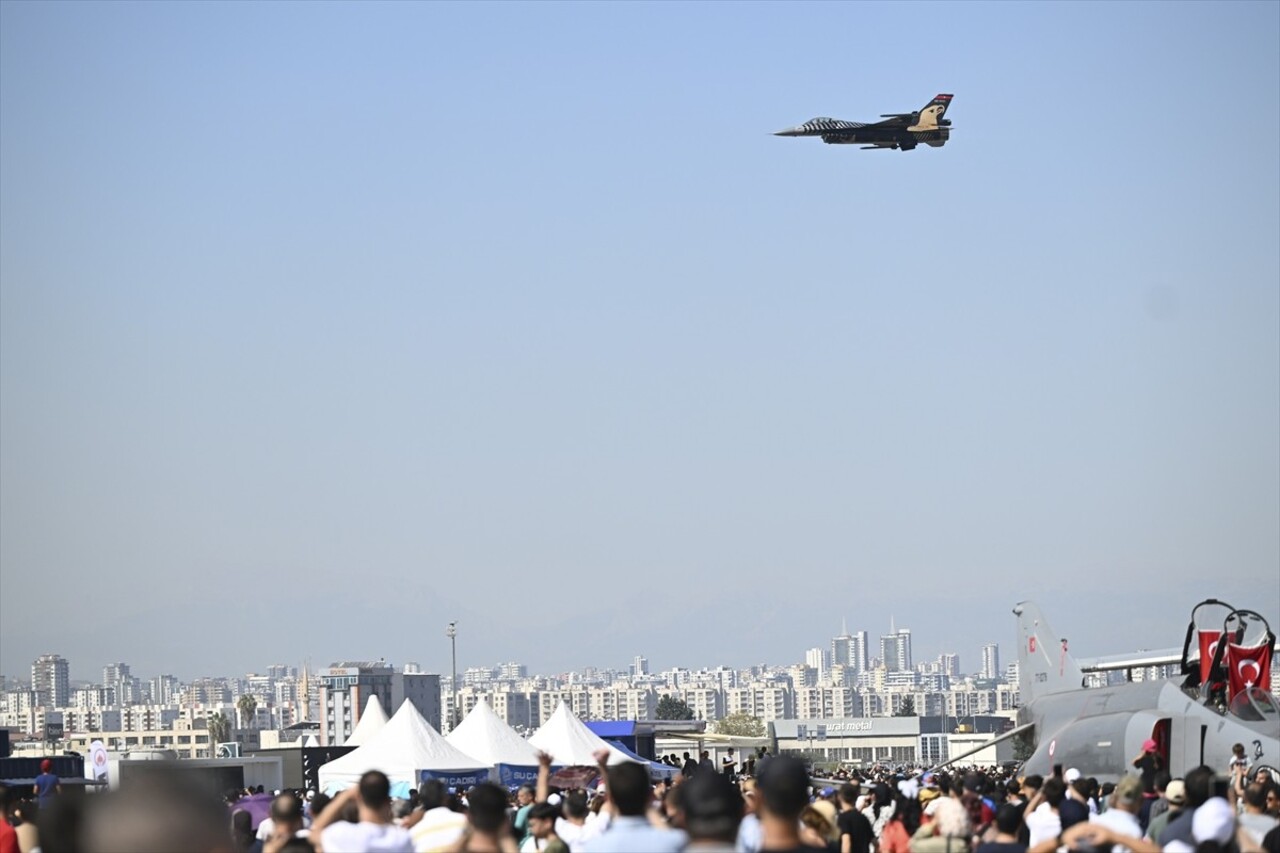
[851,631,870,672]
[831,622,854,669]
[879,628,912,672]
[805,648,827,681]
[103,662,138,705]
[981,644,1000,680]
[318,661,394,746]
[631,656,649,678]
[317,661,442,744]
[939,653,960,678]
[496,662,527,681]
[32,654,70,708]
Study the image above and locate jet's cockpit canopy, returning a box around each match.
[1228,686,1280,727]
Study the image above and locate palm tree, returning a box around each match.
[236,694,258,729]
[206,711,231,753]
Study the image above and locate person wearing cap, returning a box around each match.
[1157,766,1214,847]
[1130,741,1163,799]
[1087,776,1143,853]
[32,759,60,808]
[1143,779,1185,843]
[1058,775,1090,831]
[1182,797,1237,852]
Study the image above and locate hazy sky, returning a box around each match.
[2,2,1276,685]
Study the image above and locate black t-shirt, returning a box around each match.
[760,846,830,853]
[837,808,876,853]
[1133,753,1163,794]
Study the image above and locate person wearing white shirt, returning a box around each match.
[313,771,414,853]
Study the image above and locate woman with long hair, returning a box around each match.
[880,795,922,853]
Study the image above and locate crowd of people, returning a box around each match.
[2,745,1279,853]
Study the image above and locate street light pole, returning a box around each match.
[446,621,458,731]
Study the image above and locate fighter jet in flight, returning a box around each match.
[775,94,953,151]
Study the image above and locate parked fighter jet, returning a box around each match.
[774,94,953,151]
[936,600,1278,782]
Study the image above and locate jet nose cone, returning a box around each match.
[774,126,805,136]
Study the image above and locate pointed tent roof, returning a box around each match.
[446,699,541,768]
[318,699,486,791]
[528,702,641,767]
[344,694,389,747]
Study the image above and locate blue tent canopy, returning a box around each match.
[585,721,636,738]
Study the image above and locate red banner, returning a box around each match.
[1198,630,1223,685]
[1226,641,1272,697]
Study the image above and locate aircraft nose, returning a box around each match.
[774,126,805,136]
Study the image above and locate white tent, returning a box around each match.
[446,699,542,768]
[528,702,641,767]
[318,699,487,793]
[343,694,388,747]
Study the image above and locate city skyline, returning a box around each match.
[2,4,1276,682]
[0,611,1141,691]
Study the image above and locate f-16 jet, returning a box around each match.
[775,93,953,151]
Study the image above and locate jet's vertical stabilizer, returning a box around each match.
[908,94,953,131]
[1014,601,1085,702]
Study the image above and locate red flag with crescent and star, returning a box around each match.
[1198,630,1222,685]
[1226,640,1272,697]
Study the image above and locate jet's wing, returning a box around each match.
[863,115,912,129]
[930,722,1036,771]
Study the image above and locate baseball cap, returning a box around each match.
[1164,780,1187,806]
[1063,768,1081,784]
[1113,776,1143,806]
[1142,739,1157,753]
[1192,798,1235,844]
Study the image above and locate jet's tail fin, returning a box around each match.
[910,94,953,130]
[1014,601,1084,702]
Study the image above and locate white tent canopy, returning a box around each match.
[446,699,542,768]
[528,702,641,767]
[343,694,389,747]
[318,699,487,792]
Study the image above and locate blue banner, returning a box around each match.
[496,763,540,787]
[419,769,491,789]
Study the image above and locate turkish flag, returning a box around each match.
[1226,641,1272,697]
[1198,630,1223,685]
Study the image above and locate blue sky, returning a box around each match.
[2,1,1276,683]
